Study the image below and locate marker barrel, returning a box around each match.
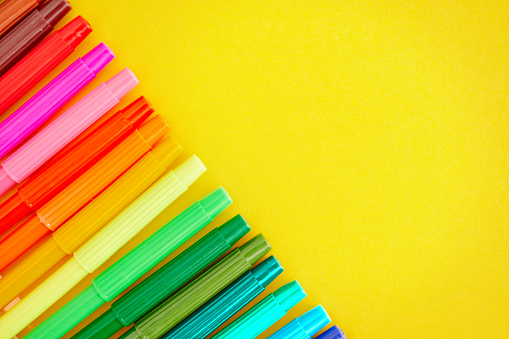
[32,190,235,339]
[125,234,272,339]
[0,15,91,114]
[267,306,331,339]
[0,155,206,338]
[0,137,180,310]
[164,255,283,339]
[0,68,139,196]
[0,0,71,75]
[212,280,307,339]
[0,96,151,233]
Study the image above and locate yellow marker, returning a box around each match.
[0,155,206,338]
[0,138,182,310]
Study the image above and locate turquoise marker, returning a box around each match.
[268,305,331,339]
[212,280,306,339]
[163,255,284,339]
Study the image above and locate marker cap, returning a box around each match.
[173,155,207,187]
[105,68,139,99]
[121,96,154,128]
[315,325,347,339]
[81,43,115,75]
[239,233,271,266]
[273,280,307,312]
[39,0,71,27]
[0,167,16,195]
[151,137,182,168]
[59,16,92,49]
[218,214,250,246]
[137,115,170,148]
[299,306,331,337]
[200,187,233,220]
[251,255,283,288]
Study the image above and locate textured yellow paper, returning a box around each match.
[3,1,508,338]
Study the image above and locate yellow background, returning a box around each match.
[1,0,509,338]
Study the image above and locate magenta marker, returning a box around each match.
[0,68,139,196]
[0,43,114,160]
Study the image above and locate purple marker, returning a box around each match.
[0,43,114,159]
[314,325,346,339]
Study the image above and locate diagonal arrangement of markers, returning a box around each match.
[0,0,346,338]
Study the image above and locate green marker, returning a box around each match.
[121,234,272,339]
[73,215,251,339]
[212,280,307,339]
[25,188,233,339]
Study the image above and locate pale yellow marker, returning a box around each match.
[0,155,206,338]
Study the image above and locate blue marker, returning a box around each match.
[268,305,331,339]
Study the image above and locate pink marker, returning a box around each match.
[0,43,115,160]
[0,68,139,196]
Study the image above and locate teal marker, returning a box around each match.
[163,255,284,339]
[212,280,306,339]
[268,305,331,339]
[72,214,251,339]
[25,188,233,339]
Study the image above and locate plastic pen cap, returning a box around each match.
[137,115,169,146]
[274,280,307,312]
[104,68,138,99]
[200,187,234,221]
[299,306,331,337]
[239,233,271,266]
[81,42,114,75]
[60,16,91,49]
[218,214,250,246]
[251,255,283,288]
[121,96,154,128]
[315,325,347,339]
[39,0,71,27]
[173,155,206,187]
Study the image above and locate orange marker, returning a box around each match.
[0,116,169,271]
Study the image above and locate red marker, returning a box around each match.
[0,15,91,114]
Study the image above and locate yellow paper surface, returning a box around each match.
[3,1,508,338]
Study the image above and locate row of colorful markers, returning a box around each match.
[0,0,346,338]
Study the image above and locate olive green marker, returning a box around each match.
[120,234,271,339]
